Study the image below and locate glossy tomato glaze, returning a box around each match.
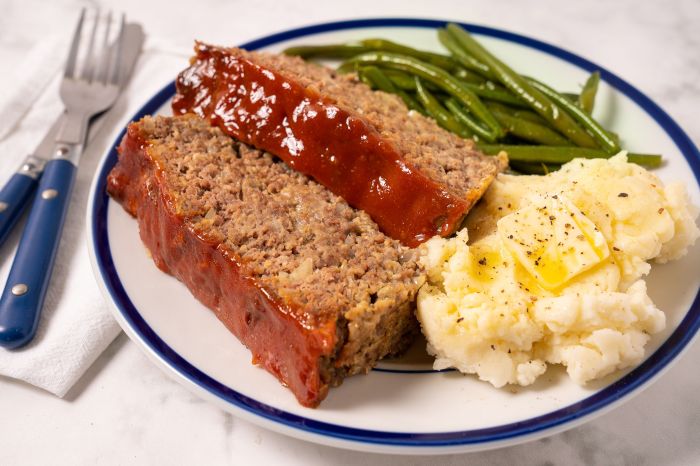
[107,124,338,407]
[172,43,470,247]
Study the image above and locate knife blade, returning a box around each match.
[0,22,144,248]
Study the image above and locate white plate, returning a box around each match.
[87,19,700,455]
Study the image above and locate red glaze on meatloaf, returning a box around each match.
[107,115,423,407]
[172,43,506,247]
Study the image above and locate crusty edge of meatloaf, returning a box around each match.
[106,116,421,407]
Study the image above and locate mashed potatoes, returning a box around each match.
[417,154,699,387]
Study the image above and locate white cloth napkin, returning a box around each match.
[0,36,191,397]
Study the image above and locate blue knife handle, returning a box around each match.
[0,159,76,349]
[0,173,39,247]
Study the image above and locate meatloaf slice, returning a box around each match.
[172,43,507,247]
[107,114,424,407]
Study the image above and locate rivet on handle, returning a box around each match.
[11,284,28,296]
[41,189,59,200]
[0,202,7,213]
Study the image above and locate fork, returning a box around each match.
[0,9,125,349]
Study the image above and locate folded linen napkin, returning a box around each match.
[0,36,191,397]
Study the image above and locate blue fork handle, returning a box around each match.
[0,159,76,349]
[0,173,39,248]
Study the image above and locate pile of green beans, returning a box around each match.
[283,24,662,172]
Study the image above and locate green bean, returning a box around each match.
[485,101,548,126]
[415,78,473,138]
[526,77,620,154]
[383,69,441,92]
[340,52,503,139]
[384,69,417,89]
[445,24,598,149]
[477,145,662,167]
[357,69,374,88]
[437,29,497,80]
[510,109,549,125]
[579,71,600,114]
[403,93,427,113]
[444,97,498,142]
[360,38,456,69]
[488,108,572,146]
[454,67,488,84]
[358,66,397,92]
[358,67,424,112]
[283,44,370,58]
[509,160,560,175]
[464,82,530,107]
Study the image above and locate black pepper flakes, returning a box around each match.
[456,317,464,323]
[478,257,487,266]
[618,192,629,198]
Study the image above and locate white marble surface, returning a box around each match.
[1,0,700,464]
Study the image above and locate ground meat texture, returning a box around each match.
[172,43,507,247]
[107,114,424,407]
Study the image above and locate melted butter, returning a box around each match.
[498,194,609,290]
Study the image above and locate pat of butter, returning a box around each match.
[497,194,609,290]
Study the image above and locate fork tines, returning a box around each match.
[64,8,125,85]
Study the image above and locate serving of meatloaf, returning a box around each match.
[107,114,424,407]
[173,43,507,247]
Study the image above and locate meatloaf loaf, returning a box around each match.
[107,114,424,407]
[173,43,507,247]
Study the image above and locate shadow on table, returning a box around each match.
[63,333,128,401]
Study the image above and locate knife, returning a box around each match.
[0,23,145,248]
[0,22,144,350]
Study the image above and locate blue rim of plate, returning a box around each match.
[90,18,700,448]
